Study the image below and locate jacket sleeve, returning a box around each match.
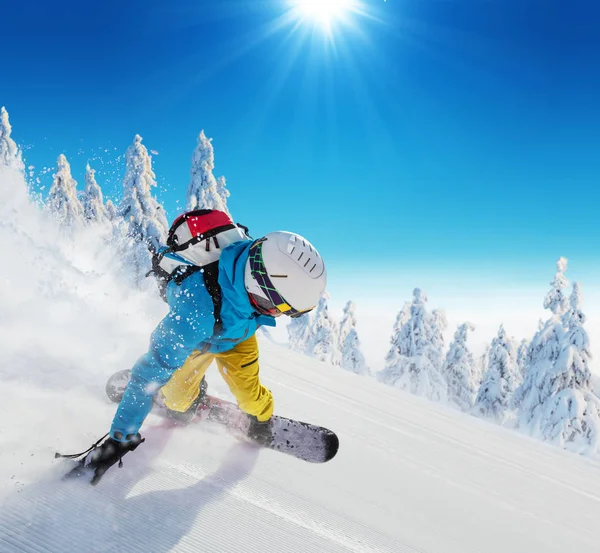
[110,274,214,440]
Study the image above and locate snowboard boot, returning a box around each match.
[164,376,208,424]
[246,415,274,446]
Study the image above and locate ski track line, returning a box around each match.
[359,432,600,548]
[0,471,349,553]
[169,460,424,553]
[271,371,600,505]
[270,348,600,471]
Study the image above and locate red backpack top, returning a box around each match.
[148,210,251,332]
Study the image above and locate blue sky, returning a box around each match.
[2,0,599,292]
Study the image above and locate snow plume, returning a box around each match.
[308,292,340,365]
[0,163,165,491]
[338,301,369,375]
[473,325,519,424]
[186,130,230,214]
[0,165,161,387]
[288,312,312,354]
[443,323,478,411]
[515,283,600,454]
[377,289,448,402]
[82,164,108,224]
[0,107,24,172]
[120,134,169,285]
[46,154,85,227]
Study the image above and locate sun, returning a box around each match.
[289,0,359,34]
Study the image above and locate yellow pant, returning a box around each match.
[160,334,274,422]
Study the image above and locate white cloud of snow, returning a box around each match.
[0,166,167,494]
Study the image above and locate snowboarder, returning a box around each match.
[67,223,326,484]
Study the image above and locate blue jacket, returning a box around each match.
[110,240,276,440]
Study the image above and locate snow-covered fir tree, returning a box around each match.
[338,301,368,375]
[543,257,569,316]
[516,338,529,381]
[338,301,355,350]
[46,154,85,227]
[288,312,312,354]
[216,175,230,209]
[0,107,24,171]
[308,292,339,364]
[428,308,448,371]
[475,343,490,389]
[513,259,571,419]
[105,199,117,222]
[517,282,600,453]
[378,289,448,402]
[186,131,229,214]
[82,164,108,224]
[473,325,519,423]
[443,323,478,411]
[383,302,411,370]
[120,135,169,284]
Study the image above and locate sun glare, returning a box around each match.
[290,0,358,34]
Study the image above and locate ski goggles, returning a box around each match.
[248,240,313,319]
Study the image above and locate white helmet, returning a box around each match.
[245,231,326,317]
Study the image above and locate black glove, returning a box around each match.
[59,432,145,485]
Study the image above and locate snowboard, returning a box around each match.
[106,370,339,464]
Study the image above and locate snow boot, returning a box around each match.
[246,415,274,446]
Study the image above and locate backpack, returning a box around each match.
[147,209,251,334]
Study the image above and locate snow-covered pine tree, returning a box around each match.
[383,302,411,370]
[514,258,571,421]
[338,301,368,375]
[516,338,529,381]
[428,308,448,371]
[288,312,312,354]
[82,164,108,224]
[473,325,519,423]
[475,343,490,389]
[0,107,24,171]
[308,292,339,364]
[519,283,600,453]
[544,257,569,316]
[216,175,230,210]
[378,289,448,402]
[120,135,169,284]
[338,301,355,349]
[105,199,117,222]
[186,131,229,214]
[46,154,85,227]
[443,323,478,410]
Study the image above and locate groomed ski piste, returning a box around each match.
[1,165,600,553]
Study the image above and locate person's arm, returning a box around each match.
[110,275,214,441]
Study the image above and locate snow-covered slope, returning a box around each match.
[1,167,600,553]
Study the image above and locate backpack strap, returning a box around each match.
[200,262,223,336]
